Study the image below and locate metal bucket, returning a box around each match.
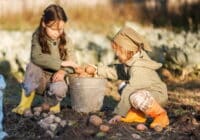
[69,77,106,113]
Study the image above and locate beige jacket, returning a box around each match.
[97,50,168,116]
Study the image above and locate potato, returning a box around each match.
[100,124,110,132]
[136,124,148,131]
[89,115,103,126]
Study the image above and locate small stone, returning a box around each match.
[33,106,42,112]
[43,116,54,124]
[38,120,49,129]
[68,120,77,126]
[54,117,61,123]
[60,120,67,127]
[49,114,56,119]
[34,111,40,116]
[42,103,50,111]
[131,133,141,139]
[99,124,110,132]
[136,124,148,131]
[153,126,163,132]
[46,130,54,138]
[49,123,58,132]
[96,132,106,137]
[89,115,103,126]
[24,109,33,117]
[42,113,48,118]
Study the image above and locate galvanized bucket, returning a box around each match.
[69,77,106,113]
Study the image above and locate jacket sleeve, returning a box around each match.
[31,32,62,71]
[97,64,118,80]
[97,63,130,80]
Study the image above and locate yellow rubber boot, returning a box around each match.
[50,102,60,114]
[145,100,169,129]
[12,90,35,115]
[120,108,146,123]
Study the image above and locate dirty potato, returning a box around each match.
[89,115,103,126]
[100,124,110,132]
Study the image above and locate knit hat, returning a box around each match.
[113,26,152,52]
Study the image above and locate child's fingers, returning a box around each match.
[108,118,115,124]
[85,65,97,75]
[86,63,97,69]
[108,119,113,124]
[75,67,85,74]
[61,61,78,68]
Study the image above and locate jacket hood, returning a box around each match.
[125,50,162,70]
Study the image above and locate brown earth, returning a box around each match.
[3,72,200,140]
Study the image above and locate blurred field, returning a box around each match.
[0,0,199,32]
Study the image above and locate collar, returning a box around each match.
[125,51,143,66]
[46,36,60,47]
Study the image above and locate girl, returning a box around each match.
[12,4,77,115]
[85,27,169,130]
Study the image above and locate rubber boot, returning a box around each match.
[50,102,60,114]
[120,108,146,123]
[145,100,169,129]
[12,90,35,115]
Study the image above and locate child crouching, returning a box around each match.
[85,27,169,131]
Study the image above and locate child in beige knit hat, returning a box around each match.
[85,26,169,131]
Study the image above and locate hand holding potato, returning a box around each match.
[85,65,97,75]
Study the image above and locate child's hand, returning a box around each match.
[61,60,78,68]
[52,70,66,82]
[108,115,122,124]
[75,67,85,74]
[85,65,97,75]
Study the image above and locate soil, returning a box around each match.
[2,73,200,140]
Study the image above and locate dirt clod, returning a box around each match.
[34,111,40,116]
[41,103,50,111]
[131,133,141,139]
[49,123,58,132]
[54,117,61,123]
[24,109,33,117]
[46,130,54,138]
[153,126,163,132]
[60,120,67,127]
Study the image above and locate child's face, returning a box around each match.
[112,43,133,63]
[44,20,65,40]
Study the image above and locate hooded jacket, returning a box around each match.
[97,50,168,116]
